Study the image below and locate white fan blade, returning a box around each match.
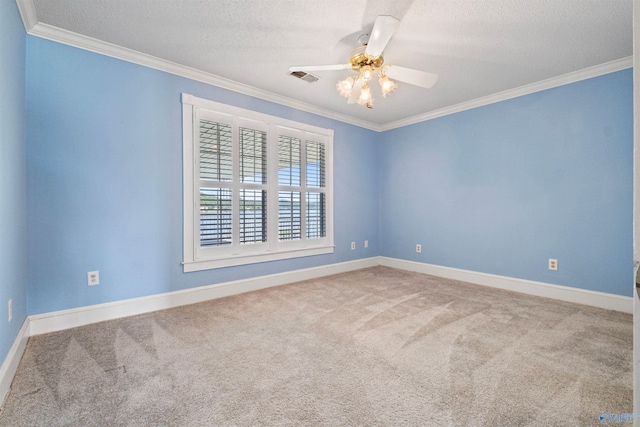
[384,65,439,88]
[365,15,400,58]
[289,64,351,73]
[347,78,364,104]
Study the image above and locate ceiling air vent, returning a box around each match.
[289,71,319,83]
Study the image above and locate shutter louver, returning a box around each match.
[278,135,302,241]
[306,192,325,238]
[305,141,325,188]
[279,191,301,241]
[278,136,301,186]
[240,127,267,184]
[200,120,232,182]
[200,188,232,246]
[305,141,326,239]
[240,189,267,244]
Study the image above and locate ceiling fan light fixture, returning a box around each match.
[379,75,397,97]
[358,84,372,107]
[291,15,438,110]
[336,76,355,97]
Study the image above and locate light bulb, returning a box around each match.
[362,67,373,82]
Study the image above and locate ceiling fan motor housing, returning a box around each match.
[349,46,384,71]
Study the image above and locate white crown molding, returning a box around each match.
[380,257,633,314]
[20,17,381,132]
[381,56,633,132]
[16,0,632,134]
[15,0,37,32]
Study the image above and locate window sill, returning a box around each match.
[183,245,335,272]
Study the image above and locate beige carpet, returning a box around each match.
[0,267,632,426]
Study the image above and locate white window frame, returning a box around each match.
[182,93,334,272]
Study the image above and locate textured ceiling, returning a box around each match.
[24,0,633,129]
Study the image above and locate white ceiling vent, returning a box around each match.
[289,71,319,83]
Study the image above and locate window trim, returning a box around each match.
[182,93,334,272]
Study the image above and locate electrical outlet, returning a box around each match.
[416,244,422,253]
[364,240,369,248]
[8,299,12,323]
[351,242,356,250]
[88,271,100,286]
[548,259,558,271]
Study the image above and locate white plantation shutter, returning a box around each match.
[199,120,232,182]
[278,135,302,241]
[238,123,268,245]
[239,189,266,244]
[276,132,328,242]
[240,127,267,184]
[200,188,232,246]
[198,116,233,248]
[306,192,325,239]
[182,94,333,272]
[305,141,325,187]
[305,140,326,239]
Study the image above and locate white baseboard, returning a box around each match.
[0,256,632,406]
[28,257,379,336]
[379,257,633,314]
[0,318,30,406]
[0,257,375,404]
[29,256,629,338]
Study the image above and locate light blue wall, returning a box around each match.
[380,69,633,296]
[0,0,28,359]
[23,32,633,317]
[26,37,380,315]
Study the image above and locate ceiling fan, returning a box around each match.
[288,15,438,109]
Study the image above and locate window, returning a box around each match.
[182,94,334,272]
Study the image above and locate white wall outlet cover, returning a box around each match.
[88,271,100,286]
